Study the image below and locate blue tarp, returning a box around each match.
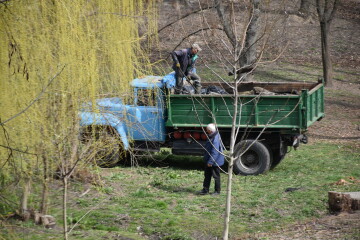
[130,72,178,89]
[161,72,176,89]
[131,76,164,88]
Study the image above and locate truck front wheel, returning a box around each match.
[80,127,126,167]
[233,140,271,175]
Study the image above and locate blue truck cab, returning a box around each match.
[79,75,172,151]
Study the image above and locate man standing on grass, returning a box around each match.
[199,123,224,195]
[171,43,202,94]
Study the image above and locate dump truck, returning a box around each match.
[80,73,325,175]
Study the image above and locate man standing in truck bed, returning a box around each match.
[171,43,202,94]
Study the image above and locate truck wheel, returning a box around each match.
[81,127,125,167]
[233,140,271,175]
[270,144,287,169]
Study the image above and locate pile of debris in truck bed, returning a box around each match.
[182,83,304,96]
[162,71,320,96]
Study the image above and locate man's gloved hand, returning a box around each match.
[176,63,180,68]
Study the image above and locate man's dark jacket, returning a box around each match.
[203,131,224,167]
[171,48,198,76]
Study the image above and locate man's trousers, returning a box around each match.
[203,165,221,193]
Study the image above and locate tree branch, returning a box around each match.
[326,0,339,24]
[0,144,37,156]
[157,6,215,33]
[214,0,236,46]
[171,27,223,53]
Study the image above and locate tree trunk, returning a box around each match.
[40,154,49,214]
[222,81,239,240]
[20,178,31,220]
[222,156,234,240]
[316,0,338,87]
[240,0,260,82]
[319,21,333,87]
[298,0,311,17]
[61,129,79,240]
[63,176,68,240]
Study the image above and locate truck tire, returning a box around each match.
[80,127,126,168]
[233,140,271,175]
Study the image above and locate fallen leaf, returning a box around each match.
[334,179,350,185]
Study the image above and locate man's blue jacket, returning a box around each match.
[203,131,224,167]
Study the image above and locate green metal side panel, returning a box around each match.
[304,83,325,128]
[166,82,325,130]
[167,97,213,126]
[214,96,302,128]
[166,95,302,129]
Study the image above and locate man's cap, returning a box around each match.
[206,123,216,133]
[192,43,202,52]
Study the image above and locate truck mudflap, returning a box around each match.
[79,112,129,150]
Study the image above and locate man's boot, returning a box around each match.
[194,80,201,94]
[198,188,209,195]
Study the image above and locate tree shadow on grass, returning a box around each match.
[307,134,360,140]
[326,99,360,109]
[152,184,198,194]
[122,153,206,171]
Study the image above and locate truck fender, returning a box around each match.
[79,112,129,150]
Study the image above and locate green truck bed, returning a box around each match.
[166,80,324,132]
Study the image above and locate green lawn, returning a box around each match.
[2,142,359,240]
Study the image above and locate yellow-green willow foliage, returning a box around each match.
[0,0,158,203]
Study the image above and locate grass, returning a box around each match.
[2,141,359,240]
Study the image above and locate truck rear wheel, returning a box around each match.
[233,140,271,175]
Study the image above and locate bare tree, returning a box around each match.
[316,0,338,87]
[208,2,263,238]
[200,1,288,239]
[56,123,81,240]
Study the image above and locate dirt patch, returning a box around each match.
[307,79,360,148]
[254,211,360,240]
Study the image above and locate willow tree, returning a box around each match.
[0,0,157,237]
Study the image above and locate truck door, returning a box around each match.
[128,87,165,141]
